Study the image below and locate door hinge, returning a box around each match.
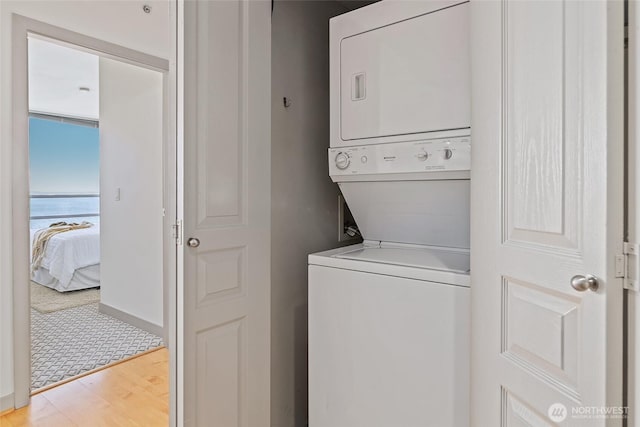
[172,220,183,246]
[622,242,640,292]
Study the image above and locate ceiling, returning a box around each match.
[28,37,99,121]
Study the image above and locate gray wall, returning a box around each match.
[271,1,348,426]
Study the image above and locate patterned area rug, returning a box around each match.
[30,281,100,313]
[31,303,163,390]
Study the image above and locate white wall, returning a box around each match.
[99,57,164,329]
[0,0,169,409]
[271,1,348,426]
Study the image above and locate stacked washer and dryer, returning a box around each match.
[308,1,471,426]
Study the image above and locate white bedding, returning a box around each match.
[30,225,100,291]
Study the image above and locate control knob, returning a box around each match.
[416,151,429,161]
[443,148,453,160]
[335,152,350,170]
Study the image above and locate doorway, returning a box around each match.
[11,15,177,423]
[27,36,165,392]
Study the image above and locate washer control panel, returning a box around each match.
[329,136,470,175]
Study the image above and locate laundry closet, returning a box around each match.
[270,0,471,424]
[272,1,471,426]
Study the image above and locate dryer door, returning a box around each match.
[339,2,470,143]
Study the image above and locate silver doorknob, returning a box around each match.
[187,238,200,248]
[570,274,599,292]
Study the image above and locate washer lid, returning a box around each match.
[334,245,470,273]
[308,243,470,287]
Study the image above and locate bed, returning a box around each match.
[30,225,100,292]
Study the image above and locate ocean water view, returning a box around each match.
[30,196,100,231]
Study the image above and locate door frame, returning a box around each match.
[628,0,639,423]
[10,14,178,425]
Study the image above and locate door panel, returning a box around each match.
[502,278,580,395]
[182,0,271,425]
[194,0,245,226]
[504,0,581,249]
[196,319,244,425]
[502,390,554,427]
[470,0,623,425]
[498,263,588,405]
[196,246,246,305]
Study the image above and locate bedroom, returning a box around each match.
[27,37,166,392]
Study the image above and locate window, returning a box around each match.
[29,115,100,230]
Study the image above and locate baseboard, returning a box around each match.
[0,392,14,413]
[98,303,163,338]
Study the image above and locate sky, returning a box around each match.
[29,117,100,194]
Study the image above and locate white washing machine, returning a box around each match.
[309,243,469,427]
[310,1,471,425]
[309,139,471,427]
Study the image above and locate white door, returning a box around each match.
[180,0,271,425]
[470,1,624,426]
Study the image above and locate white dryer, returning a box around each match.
[330,0,470,148]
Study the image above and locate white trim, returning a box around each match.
[0,393,14,413]
[26,22,169,73]
[11,14,177,422]
[168,3,180,426]
[628,0,639,423]
[98,303,164,338]
[606,0,626,418]
[174,1,184,425]
[12,14,31,409]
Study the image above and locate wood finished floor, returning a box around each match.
[0,348,168,427]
